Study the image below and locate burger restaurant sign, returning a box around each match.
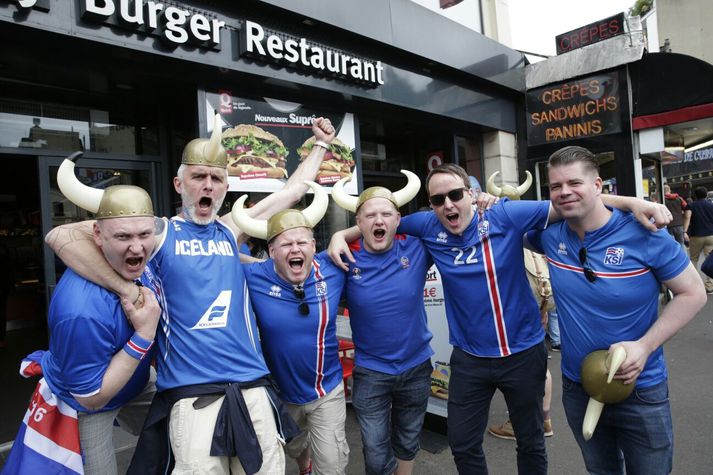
[17,0,386,88]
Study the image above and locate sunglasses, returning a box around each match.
[429,187,468,207]
[578,248,597,283]
[293,286,309,316]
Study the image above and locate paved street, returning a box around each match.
[3,291,712,474]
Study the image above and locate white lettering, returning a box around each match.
[299,38,310,66]
[340,54,351,76]
[189,14,211,42]
[164,6,189,44]
[363,62,375,83]
[211,18,225,45]
[119,0,143,25]
[325,50,340,73]
[310,47,324,69]
[175,239,235,256]
[267,35,283,59]
[85,0,114,17]
[376,61,385,85]
[245,20,266,55]
[146,1,163,29]
[349,58,363,79]
[284,39,299,63]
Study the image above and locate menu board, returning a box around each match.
[205,91,359,195]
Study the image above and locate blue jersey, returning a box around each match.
[148,217,269,391]
[398,200,550,357]
[529,209,689,388]
[345,235,434,374]
[244,251,345,404]
[41,269,155,412]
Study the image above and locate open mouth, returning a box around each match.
[373,229,386,239]
[126,256,143,268]
[446,213,459,225]
[198,197,213,210]
[289,257,304,270]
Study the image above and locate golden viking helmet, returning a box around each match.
[57,152,154,219]
[331,169,421,212]
[486,171,533,200]
[231,181,329,242]
[580,347,634,440]
[181,113,227,168]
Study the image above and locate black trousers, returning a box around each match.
[447,342,548,475]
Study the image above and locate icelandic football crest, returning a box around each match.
[191,290,231,329]
[315,281,328,296]
[603,247,624,265]
[400,256,410,269]
[477,219,489,237]
[351,267,362,280]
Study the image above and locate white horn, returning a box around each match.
[331,175,358,212]
[205,113,222,163]
[606,346,627,384]
[302,181,329,227]
[516,171,533,196]
[486,172,503,197]
[582,398,605,441]
[392,170,422,207]
[57,152,104,213]
[231,194,268,240]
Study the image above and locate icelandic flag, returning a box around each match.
[1,351,83,475]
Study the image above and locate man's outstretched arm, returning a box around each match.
[45,221,141,301]
[220,117,336,235]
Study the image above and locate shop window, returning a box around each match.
[0,98,159,155]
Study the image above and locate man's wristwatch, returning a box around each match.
[314,140,331,150]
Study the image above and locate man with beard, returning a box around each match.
[527,146,705,474]
[231,182,348,475]
[8,168,162,475]
[44,115,336,474]
[330,171,432,475]
[329,163,671,474]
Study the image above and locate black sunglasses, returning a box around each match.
[429,187,468,207]
[578,248,597,283]
[293,286,309,316]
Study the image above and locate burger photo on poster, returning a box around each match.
[298,136,355,185]
[222,124,289,179]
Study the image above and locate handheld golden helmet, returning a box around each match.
[331,169,421,212]
[57,152,154,219]
[181,113,227,168]
[231,181,329,242]
[580,347,634,441]
[486,171,533,200]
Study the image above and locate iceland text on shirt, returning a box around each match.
[174,239,235,257]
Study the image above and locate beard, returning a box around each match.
[180,190,224,225]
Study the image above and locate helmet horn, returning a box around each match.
[486,171,503,197]
[516,171,533,196]
[302,181,329,228]
[57,151,104,213]
[391,170,421,207]
[331,175,358,212]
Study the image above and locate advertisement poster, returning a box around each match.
[205,91,359,195]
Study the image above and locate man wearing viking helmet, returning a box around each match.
[329,170,434,475]
[45,115,337,474]
[329,163,673,474]
[527,146,705,474]
[7,160,162,475]
[232,181,348,475]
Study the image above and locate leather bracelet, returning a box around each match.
[313,140,331,150]
[123,332,154,361]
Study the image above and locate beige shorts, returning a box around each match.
[285,384,349,475]
[169,386,285,475]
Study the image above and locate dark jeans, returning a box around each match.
[562,376,673,475]
[351,359,432,475]
[447,342,548,475]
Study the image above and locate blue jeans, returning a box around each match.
[447,343,548,475]
[548,310,560,346]
[562,376,673,475]
[351,359,432,475]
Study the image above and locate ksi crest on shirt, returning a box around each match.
[477,219,489,237]
[351,267,362,280]
[315,281,328,296]
[603,247,624,265]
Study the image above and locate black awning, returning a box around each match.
[630,52,713,117]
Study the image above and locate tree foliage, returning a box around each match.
[629,0,653,16]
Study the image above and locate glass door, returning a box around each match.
[38,156,157,301]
